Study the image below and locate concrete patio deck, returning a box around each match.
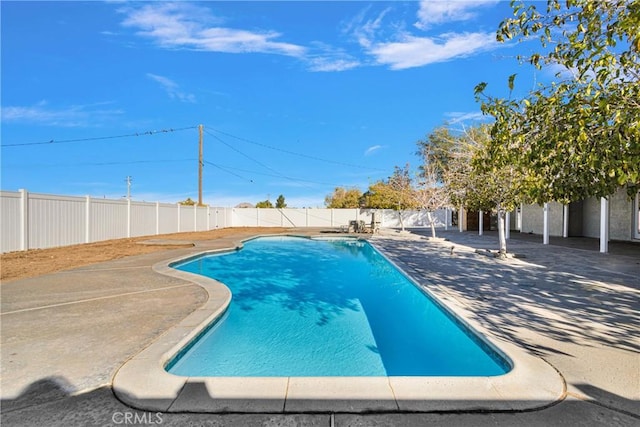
[1,228,638,426]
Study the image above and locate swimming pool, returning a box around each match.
[167,236,510,377]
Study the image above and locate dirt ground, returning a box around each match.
[0,227,292,283]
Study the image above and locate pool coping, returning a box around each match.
[112,234,566,413]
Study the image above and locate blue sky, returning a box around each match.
[1,1,543,207]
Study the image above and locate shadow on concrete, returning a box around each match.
[2,378,638,426]
[375,234,640,355]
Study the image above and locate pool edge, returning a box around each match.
[112,234,566,413]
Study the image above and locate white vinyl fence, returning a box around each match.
[0,189,450,253]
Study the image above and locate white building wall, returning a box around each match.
[609,188,634,241]
[582,197,601,239]
[521,202,564,236]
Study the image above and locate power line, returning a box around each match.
[204,126,386,172]
[2,126,198,147]
[204,130,326,191]
[206,162,345,187]
[1,159,195,168]
[204,160,253,183]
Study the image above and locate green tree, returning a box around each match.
[364,164,419,231]
[275,194,287,209]
[415,143,450,238]
[255,199,273,208]
[421,124,524,255]
[477,0,640,203]
[416,125,457,183]
[324,187,363,208]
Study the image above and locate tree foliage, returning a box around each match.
[364,164,420,231]
[415,143,450,238]
[255,199,274,208]
[275,194,287,208]
[324,187,363,208]
[178,197,196,206]
[364,164,419,211]
[478,0,640,203]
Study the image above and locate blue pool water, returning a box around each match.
[167,236,510,377]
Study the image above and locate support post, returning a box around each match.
[444,208,449,231]
[85,195,91,243]
[19,189,28,251]
[543,202,549,245]
[198,124,203,206]
[127,198,131,238]
[479,210,483,236]
[156,202,160,235]
[600,197,609,253]
[459,207,464,232]
[563,204,569,238]
[505,211,511,240]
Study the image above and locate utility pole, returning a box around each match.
[125,176,132,200]
[198,124,203,206]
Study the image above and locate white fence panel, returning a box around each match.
[304,209,333,227]
[259,209,284,227]
[91,198,128,242]
[280,209,307,227]
[179,205,194,232]
[131,202,156,237]
[1,189,455,253]
[1,191,22,252]
[196,207,209,231]
[29,193,86,249]
[232,208,259,227]
[332,209,361,227]
[158,204,178,234]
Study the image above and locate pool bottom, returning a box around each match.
[113,235,565,413]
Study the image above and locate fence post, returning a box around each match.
[194,204,197,231]
[177,203,181,232]
[156,202,160,235]
[127,198,132,238]
[85,195,91,243]
[207,206,210,230]
[19,189,28,250]
[306,208,309,227]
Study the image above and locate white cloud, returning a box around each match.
[120,2,305,57]
[415,0,500,29]
[364,145,383,156]
[1,101,123,127]
[444,111,490,124]
[369,31,497,70]
[146,73,196,102]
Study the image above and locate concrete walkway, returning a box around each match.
[1,229,638,426]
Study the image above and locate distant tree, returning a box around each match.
[433,124,524,257]
[324,187,363,208]
[364,164,419,231]
[178,197,196,206]
[415,144,450,238]
[275,194,287,208]
[255,199,274,208]
[416,125,457,183]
